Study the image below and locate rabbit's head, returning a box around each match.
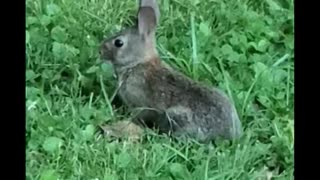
[99,0,160,70]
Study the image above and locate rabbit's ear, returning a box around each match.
[138,7,157,36]
[139,0,160,24]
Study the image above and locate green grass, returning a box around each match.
[26,0,294,179]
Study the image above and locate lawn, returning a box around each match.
[26,0,294,179]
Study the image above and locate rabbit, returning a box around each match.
[99,0,242,143]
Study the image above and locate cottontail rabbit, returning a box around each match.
[99,0,242,143]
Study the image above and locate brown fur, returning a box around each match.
[99,0,242,143]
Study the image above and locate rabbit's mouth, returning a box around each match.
[100,54,112,62]
[99,49,114,62]
[99,41,114,62]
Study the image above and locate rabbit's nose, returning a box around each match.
[99,49,104,55]
[99,43,107,55]
[99,42,109,54]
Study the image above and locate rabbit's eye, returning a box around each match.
[114,39,124,48]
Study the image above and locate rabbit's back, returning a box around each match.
[118,60,242,141]
[148,66,242,140]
